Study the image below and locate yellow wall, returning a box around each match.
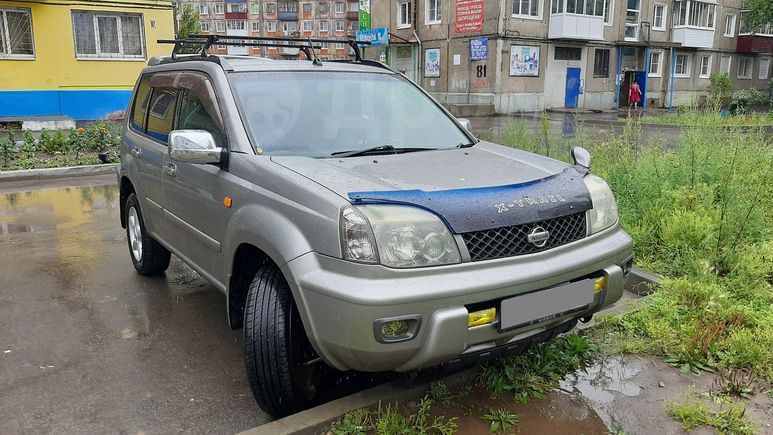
[0,0,175,91]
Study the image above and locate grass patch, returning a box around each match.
[482,408,520,433]
[640,111,773,127]
[667,388,758,435]
[330,395,458,435]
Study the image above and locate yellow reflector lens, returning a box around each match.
[595,276,607,292]
[380,320,410,338]
[468,308,497,327]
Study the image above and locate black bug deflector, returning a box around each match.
[348,167,593,234]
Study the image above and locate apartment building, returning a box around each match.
[177,0,360,59]
[371,0,772,112]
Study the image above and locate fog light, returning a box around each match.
[373,315,421,343]
[468,307,496,327]
[381,320,409,338]
[595,276,607,292]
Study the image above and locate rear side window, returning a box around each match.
[130,77,152,133]
[177,90,225,147]
[145,89,178,143]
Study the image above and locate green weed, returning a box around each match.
[667,388,758,435]
[330,396,457,435]
[482,408,520,433]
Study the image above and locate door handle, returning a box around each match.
[164,162,177,177]
[131,147,142,159]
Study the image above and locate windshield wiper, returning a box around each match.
[331,145,439,158]
[456,142,476,149]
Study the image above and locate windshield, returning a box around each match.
[230,71,472,157]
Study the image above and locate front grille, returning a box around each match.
[462,212,587,262]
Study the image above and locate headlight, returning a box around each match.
[340,205,461,268]
[584,174,619,234]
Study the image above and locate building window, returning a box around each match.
[427,0,442,23]
[335,20,344,31]
[319,21,329,31]
[513,0,539,18]
[699,54,711,78]
[719,55,731,74]
[625,0,640,40]
[215,21,225,32]
[227,19,245,30]
[250,21,259,32]
[71,11,144,59]
[266,3,276,14]
[551,0,605,17]
[652,4,666,30]
[335,42,344,49]
[738,57,752,79]
[674,53,690,77]
[604,0,613,24]
[335,2,344,13]
[282,21,296,32]
[302,20,312,31]
[200,21,210,32]
[228,3,245,13]
[199,3,209,15]
[266,21,276,32]
[759,58,770,79]
[724,14,735,37]
[673,1,715,29]
[0,8,34,58]
[250,3,260,14]
[648,51,662,77]
[303,3,312,14]
[214,3,224,14]
[398,1,412,28]
[554,46,581,60]
[318,2,330,15]
[593,49,610,77]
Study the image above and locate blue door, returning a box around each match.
[564,67,581,108]
[636,70,647,107]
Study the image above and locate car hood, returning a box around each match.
[271,141,592,233]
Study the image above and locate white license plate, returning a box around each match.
[499,279,595,332]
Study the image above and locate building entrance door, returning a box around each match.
[391,46,415,81]
[564,67,581,108]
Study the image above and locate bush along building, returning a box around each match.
[176,0,360,59]
[0,0,175,121]
[370,0,772,113]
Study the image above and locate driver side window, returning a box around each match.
[177,89,225,148]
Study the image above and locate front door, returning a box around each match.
[564,67,581,108]
[391,46,415,81]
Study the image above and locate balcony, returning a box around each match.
[672,27,715,49]
[277,11,299,20]
[346,11,359,20]
[548,14,604,40]
[737,34,773,54]
[225,11,247,19]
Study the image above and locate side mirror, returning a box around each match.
[456,117,473,133]
[571,146,591,169]
[168,130,222,164]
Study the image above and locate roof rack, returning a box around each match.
[157,34,372,65]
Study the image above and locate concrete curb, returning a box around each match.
[0,164,119,182]
[239,369,477,435]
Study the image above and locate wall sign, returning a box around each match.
[425,48,441,77]
[358,0,371,30]
[356,27,388,46]
[510,45,540,77]
[454,0,484,33]
[470,37,488,61]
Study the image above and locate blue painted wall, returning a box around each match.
[0,89,132,120]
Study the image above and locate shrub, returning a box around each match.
[730,88,768,114]
[21,129,37,153]
[0,135,16,168]
[707,73,732,110]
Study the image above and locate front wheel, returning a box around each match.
[124,193,171,276]
[243,264,322,417]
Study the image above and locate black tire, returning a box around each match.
[124,193,171,276]
[243,264,322,417]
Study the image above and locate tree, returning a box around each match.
[742,0,773,33]
[177,4,200,39]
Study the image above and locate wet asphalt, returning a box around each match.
[0,176,268,433]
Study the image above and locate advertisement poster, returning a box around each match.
[454,0,484,33]
[470,37,488,61]
[509,45,540,76]
[425,48,440,77]
[358,0,371,30]
[355,27,388,46]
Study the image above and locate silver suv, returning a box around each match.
[119,40,633,417]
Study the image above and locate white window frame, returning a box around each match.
[648,50,662,77]
[719,55,731,75]
[426,0,442,24]
[674,53,691,77]
[302,20,312,31]
[250,21,259,32]
[334,2,345,14]
[737,57,752,79]
[0,7,35,59]
[227,19,245,30]
[266,20,276,32]
[199,3,209,15]
[302,3,313,14]
[215,20,225,32]
[512,0,541,19]
[72,11,145,60]
[250,3,260,14]
[699,54,711,78]
[673,1,715,29]
[724,14,735,37]
[319,20,329,32]
[759,58,770,80]
[652,3,666,31]
[214,3,224,14]
[282,21,296,32]
[398,1,412,28]
[200,21,210,32]
[625,0,640,41]
[335,42,344,49]
[604,0,614,25]
[334,20,344,32]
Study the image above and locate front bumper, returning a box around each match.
[282,224,633,372]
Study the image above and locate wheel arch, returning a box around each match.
[119,175,136,228]
[226,242,275,329]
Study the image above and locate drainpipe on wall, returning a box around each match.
[668,47,675,111]
[615,47,623,107]
[643,46,650,112]
[413,29,422,82]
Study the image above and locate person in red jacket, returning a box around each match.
[629,79,642,109]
